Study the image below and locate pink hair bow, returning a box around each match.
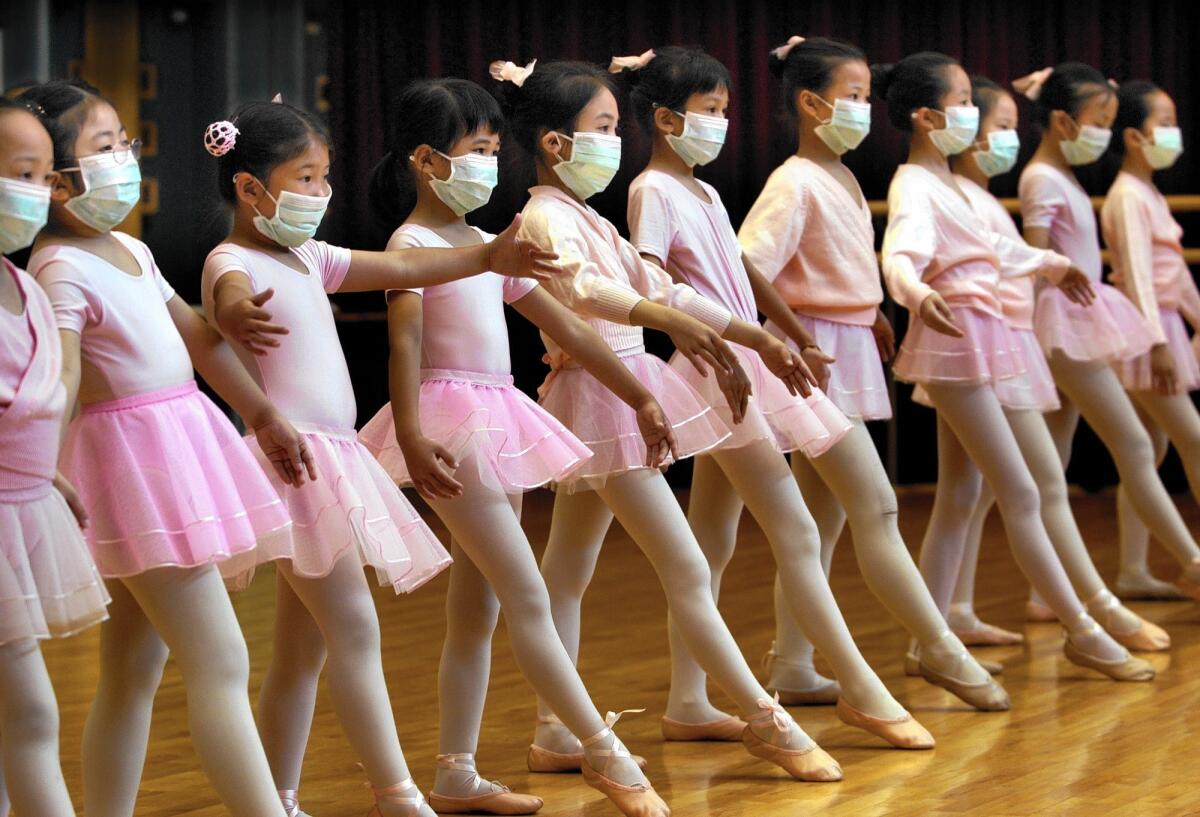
[489,59,538,87]
[772,35,805,61]
[1012,67,1053,101]
[608,49,656,73]
[203,121,240,157]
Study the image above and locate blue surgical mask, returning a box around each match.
[252,182,331,248]
[972,129,1020,178]
[1142,126,1183,170]
[64,151,141,232]
[666,110,729,167]
[928,106,980,156]
[1059,121,1111,166]
[813,96,872,155]
[426,151,499,215]
[552,132,622,200]
[0,177,51,254]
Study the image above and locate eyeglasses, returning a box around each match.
[58,139,143,172]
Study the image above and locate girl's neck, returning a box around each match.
[952,154,989,188]
[646,136,694,178]
[907,135,952,177]
[37,216,106,245]
[1031,133,1072,174]
[408,184,466,231]
[1119,150,1156,185]
[229,206,289,253]
[795,123,843,167]
[534,160,583,203]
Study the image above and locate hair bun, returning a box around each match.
[870,63,896,98]
[203,120,239,156]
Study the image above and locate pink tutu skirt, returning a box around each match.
[893,305,1026,386]
[1115,308,1200,393]
[0,487,110,646]
[670,343,852,458]
[234,422,451,594]
[538,348,731,490]
[912,327,1061,412]
[60,381,291,579]
[768,314,893,421]
[360,369,593,495]
[1034,283,1157,363]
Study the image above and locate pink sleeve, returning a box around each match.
[202,248,259,305]
[627,183,677,265]
[1178,270,1200,331]
[991,232,1070,284]
[33,259,96,335]
[1018,170,1065,231]
[384,230,426,297]
[300,240,352,293]
[1104,188,1164,343]
[880,186,937,314]
[147,255,176,303]
[502,277,538,304]
[619,237,732,332]
[737,171,806,284]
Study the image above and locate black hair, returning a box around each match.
[211,100,332,204]
[768,36,867,124]
[16,78,109,169]
[367,78,504,233]
[491,60,618,158]
[1032,62,1112,127]
[625,46,731,135]
[870,51,960,131]
[1112,80,1161,156]
[969,75,1008,122]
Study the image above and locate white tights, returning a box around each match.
[0,639,74,816]
[82,567,284,817]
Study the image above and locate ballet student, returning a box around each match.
[200,97,564,817]
[1015,64,1200,604]
[736,36,1008,711]
[873,53,1152,682]
[491,56,845,783]
[0,96,110,817]
[926,75,1169,654]
[357,76,686,817]
[21,78,310,817]
[1102,81,1200,602]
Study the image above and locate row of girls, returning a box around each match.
[0,30,1196,817]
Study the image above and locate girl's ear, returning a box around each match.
[1050,109,1078,141]
[795,89,824,123]
[233,172,265,208]
[410,144,437,177]
[539,129,568,163]
[911,106,938,134]
[653,106,679,136]
[49,170,74,204]
[1123,125,1148,153]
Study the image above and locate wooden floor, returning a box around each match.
[40,487,1200,817]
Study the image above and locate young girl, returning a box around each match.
[627,42,999,745]
[200,97,565,817]
[21,79,311,817]
[0,97,110,817]
[1015,64,1200,604]
[736,36,1007,712]
[873,54,1152,683]
[491,57,843,783]
[924,76,1169,655]
[1102,81,1200,602]
[356,76,684,817]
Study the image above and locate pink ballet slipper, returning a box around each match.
[427,753,543,815]
[741,695,842,781]
[580,712,670,817]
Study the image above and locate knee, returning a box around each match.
[662,552,715,602]
[999,476,1041,519]
[182,632,252,691]
[1121,427,1157,470]
[446,595,501,642]
[326,606,383,660]
[543,561,596,606]
[4,691,60,745]
[102,629,169,696]
[937,471,983,517]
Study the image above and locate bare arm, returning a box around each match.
[57,329,82,445]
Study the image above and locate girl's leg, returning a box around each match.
[1049,354,1200,573]
[709,439,906,720]
[257,574,327,814]
[765,451,846,698]
[120,566,286,817]
[919,416,984,616]
[0,639,75,816]
[665,454,744,725]
[946,484,1026,643]
[1114,403,1179,597]
[82,579,170,817]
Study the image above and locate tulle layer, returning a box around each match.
[538,349,730,490]
[670,343,852,458]
[232,423,451,594]
[913,327,1061,412]
[1034,283,1157,363]
[359,370,593,495]
[893,306,1027,386]
[0,488,110,646]
[767,314,893,421]
[1114,308,1200,393]
[59,382,290,579]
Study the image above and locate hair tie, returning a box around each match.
[489,59,537,88]
[608,49,656,74]
[1107,78,1120,90]
[772,35,805,61]
[23,100,47,118]
[1012,67,1053,101]
[204,121,240,157]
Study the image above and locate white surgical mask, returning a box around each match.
[552,132,622,200]
[928,105,980,156]
[972,129,1020,178]
[0,178,51,254]
[665,110,728,167]
[252,182,331,248]
[1059,121,1111,166]
[426,151,499,215]
[813,96,871,155]
[1141,126,1183,170]
[64,151,141,232]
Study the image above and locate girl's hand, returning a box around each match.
[53,472,88,529]
[666,313,739,378]
[800,345,835,392]
[872,308,897,363]
[253,411,318,488]
[216,288,290,356]
[635,398,679,468]
[1150,343,1178,395]
[488,214,563,283]
[753,331,814,397]
[918,293,963,338]
[715,359,751,424]
[398,434,463,500]
[1057,267,1096,307]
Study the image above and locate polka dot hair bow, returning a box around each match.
[204,121,240,157]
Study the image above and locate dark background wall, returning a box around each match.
[3,0,1198,491]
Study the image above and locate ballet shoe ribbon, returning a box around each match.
[751,694,791,732]
[603,707,646,729]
